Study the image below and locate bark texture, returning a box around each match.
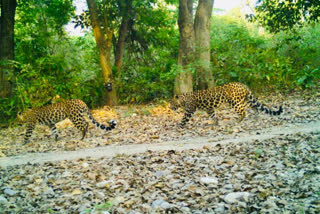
[115,17,129,79]
[0,0,17,98]
[195,0,214,90]
[86,0,118,106]
[174,0,195,95]
[115,0,132,79]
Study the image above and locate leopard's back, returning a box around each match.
[20,100,85,126]
[222,82,251,101]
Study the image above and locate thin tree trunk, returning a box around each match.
[86,0,118,106]
[0,0,17,98]
[115,17,130,79]
[174,0,195,95]
[194,0,214,90]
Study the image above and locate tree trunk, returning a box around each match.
[115,17,130,79]
[194,0,214,90]
[0,0,17,98]
[86,0,118,106]
[115,0,132,80]
[174,0,195,95]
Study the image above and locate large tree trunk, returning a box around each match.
[174,0,195,95]
[0,0,17,98]
[194,0,214,90]
[86,0,118,106]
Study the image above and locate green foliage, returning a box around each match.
[248,0,320,33]
[210,15,320,91]
[118,50,177,103]
[117,1,179,103]
[14,32,105,109]
[0,0,106,124]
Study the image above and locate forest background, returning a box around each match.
[0,0,319,126]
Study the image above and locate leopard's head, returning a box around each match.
[17,109,33,122]
[170,95,183,111]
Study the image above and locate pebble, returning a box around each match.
[127,211,142,214]
[224,184,233,189]
[0,195,8,204]
[214,206,225,213]
[180,207,190,213]
[96,180,113,188]
[224,192,251,204]
[151,199,171,209]
[4,188,17,196]
[95,191,105,199]
[200,177,218,185]
[44,187,55,197]
[154,170,168,177]
[235,172,245,180]
[62,171,72,177]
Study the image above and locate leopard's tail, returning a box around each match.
[86,110,117,131]
[247,93,283,116]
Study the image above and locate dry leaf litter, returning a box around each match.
[0,88,319,213]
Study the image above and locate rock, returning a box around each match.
[154,170,168,177]
[214,206,225,213]
[4,188,17,196]
[44,187,55,197]
[0,195,8,204]
[238,201,247,208]
[200,177,218,185]
[180,207,190,213]
[262,196,278,209]
[223,184,233,190]
[82,162,89,168]
[127,211,142,214]
[78,203,93,214]
[254,174,264,180]
[115,207,126,213]
[235,172,245,180]
[95,191,105,199]
[62,171,72,177]
[152,199,171,210]
[92,211,110,214]
[224,192,251,204]
[96,180,113,188]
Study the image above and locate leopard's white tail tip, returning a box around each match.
[108,120,117,126]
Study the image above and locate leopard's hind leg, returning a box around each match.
[206,108,218,125]
[69,114,89,140]
[48,124,59,141]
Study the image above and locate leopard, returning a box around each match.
[17,99,117,144]
[170,82,283,127]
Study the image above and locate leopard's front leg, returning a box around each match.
[24,123,35,144]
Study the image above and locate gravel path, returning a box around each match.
[1,120,319,168]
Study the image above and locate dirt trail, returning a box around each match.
[1,120,319,168]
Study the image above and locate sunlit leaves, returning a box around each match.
[248,0,320,33]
